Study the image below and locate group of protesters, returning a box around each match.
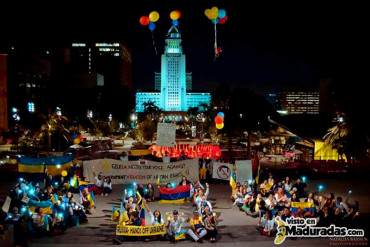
[114,176,218,243]
[231,172,361,237]
[0,170,93,246]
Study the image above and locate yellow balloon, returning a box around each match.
[61,170,68,177]
[149,11,160,22]
[216,123,224,129]
[170,10,181,20]
[210,6,219,19]
[204,9,211,18]
[73,138,80,144]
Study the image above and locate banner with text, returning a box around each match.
[212,162,232,180]
[235,160,253,184]
[83,159,199,184]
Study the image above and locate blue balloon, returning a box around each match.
[172,20,179,26]
[149,22,156,31]
[217,112,225,118]
[218,9,226,18]
[212,18,219,24]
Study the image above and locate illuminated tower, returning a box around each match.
[161,26,186,111]
[135,25,211,113]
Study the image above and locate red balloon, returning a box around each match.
[214,116,224,124]
[139,16,150,26]
[219,16,228,24]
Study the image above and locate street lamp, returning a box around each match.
[130,113,137,128]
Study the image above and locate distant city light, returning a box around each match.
[95,43,120,47]
[56,107,62,116]
[87,110,93,119]
[108,113,112,122]
[277,110,288,115]
[27,102,35,113]
[72,43,86,47]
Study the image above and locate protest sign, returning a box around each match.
[116,224,166,236]
[156,123,176,147]
[83,158,199,184]
[212,162,232,180]
[235,160,253,184]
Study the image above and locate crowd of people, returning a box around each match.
[0,170,93,246]
[231,172,361,237]
[114,176,218,243]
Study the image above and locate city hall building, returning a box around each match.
[135,26,211,113]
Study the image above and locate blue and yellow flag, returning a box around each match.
[229,169,237,191]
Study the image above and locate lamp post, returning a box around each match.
[130,113,137,128]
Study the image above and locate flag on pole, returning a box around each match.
[229,169,237,191]
[255,163,261,185]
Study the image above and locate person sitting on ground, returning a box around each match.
[145,183,155,202]
[166,210,187,242]
[188,211,207,242]
[259,210,275,236]
[204,211,218,242]
[103,177,112,196]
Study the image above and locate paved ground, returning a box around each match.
[1,177,369,246]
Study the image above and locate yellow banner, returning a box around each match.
[116,224,166,236]
[291,201,314,208]
[130,149,151,156]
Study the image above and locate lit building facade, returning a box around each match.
[280,91,319,114]
[135,26,211,112]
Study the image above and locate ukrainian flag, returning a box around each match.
[229,170,237,191]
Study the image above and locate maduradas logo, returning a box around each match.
[274,216,365,245]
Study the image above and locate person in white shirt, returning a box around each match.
[103,177,112,196]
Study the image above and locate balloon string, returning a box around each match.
[151,31,158,55]
[214,23,218,61]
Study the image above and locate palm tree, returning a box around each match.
[39,113,70,151]
[323,121,349,159]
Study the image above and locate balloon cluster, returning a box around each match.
[214,112,225,129]
[139,11,160,31]
[204,7,228,25]
[170,10,181,26]
[204,7,228,59]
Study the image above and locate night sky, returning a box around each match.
[0,1,365,93]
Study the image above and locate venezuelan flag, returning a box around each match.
[159,185,190,204]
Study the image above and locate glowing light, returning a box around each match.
[56,164,61,169]
[58,213,64,219]
[348,190,352,194]
[171,182,177,188]
[29,188,35,195]
[17,189,23,194]
[132,182,137,187]
[317,184,325,192]
[277,110,288,115]
[54,182,59,187]
[127,189,134,197]
[301,176,307,183]
[21,207,27,213]
[27,101,35,113]
[19,177,24,182]
[248,179,252,185]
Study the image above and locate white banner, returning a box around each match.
[156,123,176,147]
[235,160,253,184]
[212,162,232,180]
[83,159,199,184]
